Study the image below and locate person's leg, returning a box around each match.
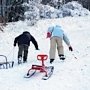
[18,45,24,64]
[23,45,29,63]
[57,37,65,60]
[49,37,56,63]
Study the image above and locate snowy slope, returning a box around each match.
[0,16,90,90]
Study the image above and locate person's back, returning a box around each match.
[47,25,70,46]
[14,31,31,46]
[17,34,30,46]
[51,25,64,39]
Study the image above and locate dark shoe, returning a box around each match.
[18,57,22,64]
[18,60,22,64]
[50,59,54,64]
[60,56,65,60]
[23,60,27,63]
[59,54,65,60]
[23,58,27,63]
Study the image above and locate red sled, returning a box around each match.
[25,54,54,80]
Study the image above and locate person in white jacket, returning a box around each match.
[47,25,73,63]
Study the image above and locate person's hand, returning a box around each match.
[46,32,51,38]
[14,44,16,47]
[36,48,40,50]
[69,46,73,51]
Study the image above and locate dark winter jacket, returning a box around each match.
[14,31,39,50]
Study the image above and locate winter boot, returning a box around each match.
[50,59,54,64]
[23,57,27,63]
[59,54,65,60]
[18,57,22,64]
[23,60,27,63]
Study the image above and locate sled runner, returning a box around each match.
[24,54,54,80]
[0,55,14,69]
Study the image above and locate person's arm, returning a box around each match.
[13,35,20,46]
[63,33,70,46]
[47,27,54,38]
[63,33,73,51]
[14,37,18,46]
[31,35,39,50]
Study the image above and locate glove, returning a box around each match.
[14,44,16,47]
[69,46,73,51]
[36,48,40,50]
[47,32,51,38]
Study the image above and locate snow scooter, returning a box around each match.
[24,54,54,80]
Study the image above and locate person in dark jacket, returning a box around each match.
[14,31,39,64]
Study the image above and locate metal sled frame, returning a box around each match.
[0,55,14,69]
[27,54,48,76]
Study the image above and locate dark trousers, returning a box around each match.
[18,44,29,61]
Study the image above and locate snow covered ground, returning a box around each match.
[0,16,90,90]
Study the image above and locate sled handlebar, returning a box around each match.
[37,54,48,61]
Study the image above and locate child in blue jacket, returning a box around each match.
[47,25,73,63]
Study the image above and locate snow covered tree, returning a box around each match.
[61,1,90,17]
[24,1,40,26]
[64,0,90,10]
[8,0,25,22]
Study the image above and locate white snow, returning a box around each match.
[0,16,90,90]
